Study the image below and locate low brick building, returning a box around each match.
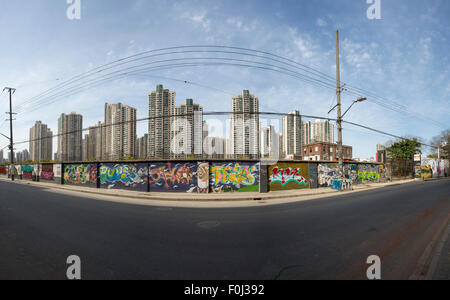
[302,142,353,161]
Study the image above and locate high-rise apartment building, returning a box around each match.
[172,99,203,157]
[29,121,53,161]
[57,112,83,162]
[83,122,104,161]
[16,149,30,164]
[204,136,226,159]
[148,85,176,159]
[260,125,280,158]
[104,103,137,160]
[136,134,148,159]
[231,90,259,159]
[302,121,312,146]
[311,120,334,144]
[282,110,302,159]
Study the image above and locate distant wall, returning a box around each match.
[268,162,309,191]
[41,164,55,181]
[210,162,260,193]
[22,165,34,179]
[0,166,7,176]
[421,158,446,178]
[4,160,396,193]
[64,164,97,186]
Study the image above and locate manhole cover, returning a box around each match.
[197,221,221,229]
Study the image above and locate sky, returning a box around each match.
[0,0,449,159]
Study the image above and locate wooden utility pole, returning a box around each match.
[336,31,343,172]
[3,87,16,181]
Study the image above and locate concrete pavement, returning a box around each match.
[0,178,448,280]
[0,176,420,205]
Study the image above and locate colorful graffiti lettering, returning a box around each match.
[210,162,259,193]
[22,165,34,173]
[269,167,308,186]
[64,164,97,185]
[100,163,148,190]
[149,162,197,192]
[41,171,54,180]
[357,164,382,183]
[0,166,7,176]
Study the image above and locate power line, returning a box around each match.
[11,46,446,129]
[14,111,438,150]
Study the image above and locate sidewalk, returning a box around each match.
[0,176,418,202]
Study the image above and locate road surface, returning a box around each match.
[0,179,449,280]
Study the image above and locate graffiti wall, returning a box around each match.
[22,165,34,179]
[318,163,358,187]
[41,164,54,181]
[210,162,260,193]
[0,166,7,176]
[53,164,62,182]
[100,163,148,191]
[421,159,446,178]
[357,164,384,183]
[64,164,97,186]
[268,163,309,191]
[149,162,208,193]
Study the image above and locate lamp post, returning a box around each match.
[329,96,367,181]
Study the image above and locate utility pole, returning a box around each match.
[336,30,344,174]
[3,87,16,181]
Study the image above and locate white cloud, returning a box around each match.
[316,18,327,27]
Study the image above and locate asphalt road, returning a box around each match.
[0,179,449,280]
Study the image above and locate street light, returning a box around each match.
[342,97,367,118]
[328,96,367,186]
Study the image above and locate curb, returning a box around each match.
[426,223,450,280]
[0,177,419,203]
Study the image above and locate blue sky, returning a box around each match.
[0,0,449,159]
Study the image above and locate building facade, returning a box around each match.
[260,125,280,159]
[136,134,148,160]
[105,103,137,160]
[29,121,53,161]
[204,136,226,159]
[172,99,203,157]
[302,142,353,161]
[57,112,83,162]
[148,85,176,159]
[231,90,259,159]
[311,120,335,144]
[282,110,302,159]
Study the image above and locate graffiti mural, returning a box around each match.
[22,165,34,179]
[41,164,54,181]
[0,166,7,176]
[149,162,204,193]
[318,163,358,187]
[357,164,383,183]
[421,159,446,178]
[197,163,210,193]
[210,162,260,193]
[100,163,148,191]
[64,164,97,186]
[53,164,62,179]
[268,163,309,191]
